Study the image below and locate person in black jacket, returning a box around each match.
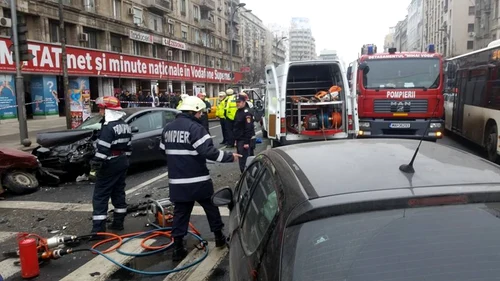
[90,96,132,235]
[160,95,241,261]
[233,94,256,173]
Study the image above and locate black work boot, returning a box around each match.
[172,237,188,262]
[89,220,107,241]
[214,230,227,248]
[109,212,125,231]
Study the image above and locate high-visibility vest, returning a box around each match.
[225,95,237,120]
[216,97,227,118]
[176,100,183,110]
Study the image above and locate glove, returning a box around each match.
[90,160,103,171]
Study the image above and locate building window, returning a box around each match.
[193,6,200,21]
[133,41,142,55]
[49,20,59,43]
[468,23,474,33]
[110,34,122,53]
[182,31,188,40]
[148,13,163,33]
[113,0,121,20]
[180,0,186,15]
[83,0,95,13]
[82,27,98,49]
[469,6,475,16]
[133,7,143,26]
[168,23,174,35]
[467,40,474,50]
[152,44,159,58]
[180,51,188,63]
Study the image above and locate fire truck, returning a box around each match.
[347,44,445,141]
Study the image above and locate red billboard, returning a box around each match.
[0,38,243,83]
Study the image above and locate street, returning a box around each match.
[0,124,487,281]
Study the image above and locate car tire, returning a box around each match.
[485,124,499,163]
[3,170,39,195]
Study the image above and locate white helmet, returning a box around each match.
[226,89,234,95]
[180,93,189,100]
[218,91,226,97]
[178,96,206,112]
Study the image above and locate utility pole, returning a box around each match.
[59,0,71,129]
[10,0,30,145]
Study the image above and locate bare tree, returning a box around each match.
[242,58,267,87]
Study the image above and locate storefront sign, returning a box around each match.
[30,75,59,116]
[162,38,187,50]
[129,30,154,44]
[0,38,242,83]
[0,74,16,120]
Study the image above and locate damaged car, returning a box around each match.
[32,107,180,182]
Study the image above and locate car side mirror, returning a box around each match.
[211,187,234,210]
[254,100,264,111]
[131,126,139,133]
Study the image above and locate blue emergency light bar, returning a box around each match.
[367,45,374,55]
[428,44,435,53]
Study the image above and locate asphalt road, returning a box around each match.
[0,126,486,281]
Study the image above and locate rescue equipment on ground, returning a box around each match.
[289,85,344,137]
[4,198,208,277]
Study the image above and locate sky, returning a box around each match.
[243,0,411,63]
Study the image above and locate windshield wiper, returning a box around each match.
[370,86,396,91]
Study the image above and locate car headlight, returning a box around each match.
[359,122,370,128]
[430,122,442,128]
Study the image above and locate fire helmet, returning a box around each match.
[96,96,122,110]
[178,96,206,112]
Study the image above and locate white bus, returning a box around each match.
[444,40,500,162]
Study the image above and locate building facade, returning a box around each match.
[267,23,287,65]
[407,0,424,51]
[318,49,338,60]
[0,0,247,121]
[383,27,396,52]
[393,16,408,52]
[239,11,267,85]
[288,17,316,61]
[474,0,498,50]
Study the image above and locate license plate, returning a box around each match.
[389,123,411,129]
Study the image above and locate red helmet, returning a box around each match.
[197,92,206,99]
[96,96,122,110]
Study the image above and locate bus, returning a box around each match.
[444,39,500,162]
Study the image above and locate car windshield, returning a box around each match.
[282,203,500,281]
[76,115,103,130]
[363,58,440,89]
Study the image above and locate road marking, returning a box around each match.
[164,244,211,281]
[0,231,16,244]
[185,244,228,281]
[59,236,156,281]
[0,258,19,280]
[125,171,169,195]
[209,125,221,129]
[0,201,230,217]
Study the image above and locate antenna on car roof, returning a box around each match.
[399,102,441,174]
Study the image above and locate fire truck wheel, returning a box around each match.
[485,124,499,163]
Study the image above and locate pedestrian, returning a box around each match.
[224,89,237,148]
[197,92,211,134]
[160,96,241,261]
[216,91,228,145]
[233,94,255,173]
[89,96,132,236]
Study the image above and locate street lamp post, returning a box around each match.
[229,1,250,86]
[274,36,287,66]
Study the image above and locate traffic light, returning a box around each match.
[10,22,34,62]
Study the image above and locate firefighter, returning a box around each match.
[216,91,228,145]
[233,94,256,173]
[224,89,237,148]
[90,96,132,235]
[197,92,212,134]
[160,96,241,261]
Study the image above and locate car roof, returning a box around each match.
[275,139,500,199]
[123,107,180,116]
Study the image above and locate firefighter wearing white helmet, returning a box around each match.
[159,95,241,261]
[176,93,189,110]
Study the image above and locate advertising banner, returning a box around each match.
[0,75,16,120]
[0,38,243,83]
[30,76,59,116]
[68,77,90,129]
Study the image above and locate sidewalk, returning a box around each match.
[0,117,68,150]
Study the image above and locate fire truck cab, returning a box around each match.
[348,44,445,141]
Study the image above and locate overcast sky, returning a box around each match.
[244,0,411,63]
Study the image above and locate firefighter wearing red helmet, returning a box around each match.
[90,96,132,237]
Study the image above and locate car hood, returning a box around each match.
[37,129,94,147]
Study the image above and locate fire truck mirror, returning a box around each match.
[359,62,369,74]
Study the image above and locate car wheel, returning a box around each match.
[3,171,39,195]
[485,124,499,163]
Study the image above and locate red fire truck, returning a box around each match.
[347,44,445,141]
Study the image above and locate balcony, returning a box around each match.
[199,0,215,10]
[200,19,216,32]
[143,0,172,13]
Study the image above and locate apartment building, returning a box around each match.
[0,0,247,120]
[407,0,424,51]
[288,17,316,61]
[474,0,499,49]
[384,27,396,52]
[423,0,475,57]
[239,11,267,85]
[393,16,408,51]
[318,49,338,60]
[267,23,287,65]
